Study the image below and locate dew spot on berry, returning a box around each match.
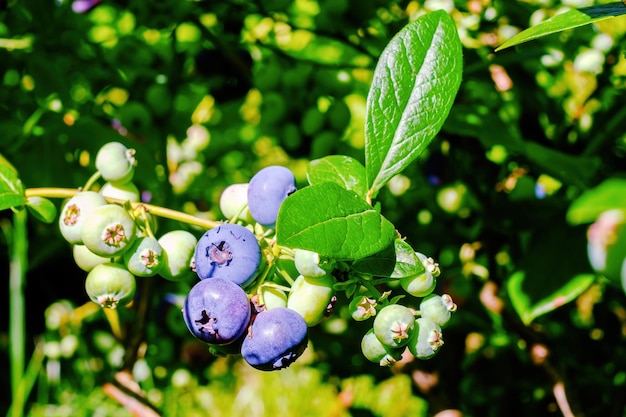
[207,240,233,267]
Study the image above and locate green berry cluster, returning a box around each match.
[55,141,457,370]
[58,142,197,309]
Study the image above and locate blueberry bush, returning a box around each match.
[1,0,626,416]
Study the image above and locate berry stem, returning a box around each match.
[83,171,102,191]
[24,187,222,230]
[103,308,123,341]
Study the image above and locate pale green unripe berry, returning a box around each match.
[361,328,404,367]
[85,262,136,309]
[373,304,416,348]
[287,274,336,326]
[407,317,443,359]
[294,248,335,278]
[100,181,140,202]
[95,141,137,184]
[260,285,288,309]
[400,252,439,297]
[73,244,112,272]
[80,204,137,257]
[158,230,197,281]
[124,236,163,277]
[59,191,108,245]
[419,294,456,327]
[219,183,254,222]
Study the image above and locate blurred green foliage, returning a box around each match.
[2,0,626,416]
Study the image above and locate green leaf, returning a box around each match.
[307,155,368,199]
[506,226,594,325]
[351,238,425,278]
[276,182,396,261]
[567,178,626,225]
[508,272,595,325]
[0,162,25,211]
[364,10,463,198]
[26,196,58,224]
[495,2,626,52]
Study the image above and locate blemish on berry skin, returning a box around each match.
[207,240,233,267]
[195,310,218,336]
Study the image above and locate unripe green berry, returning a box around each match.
[123,236,163,277]
[294,249,335,278]
[373,304,416,348]
[85,262,136,309]
[73,244,112,272]
[80,204,137,257]
[260,285,288,310]
[59,191,108,245]
[287,274,336,326]
[158,230,197,281]
[361,328,404,367]
[407,317,444,359]
[219,183,253,222]
[419,294,456,327]
[95,141,137,184]
[100,181,140,202]
[400,252,439,297]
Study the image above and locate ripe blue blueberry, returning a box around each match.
[182,277,251,345]
[241,307,308,371]
[194,223,261,287]
[247,165,297,228]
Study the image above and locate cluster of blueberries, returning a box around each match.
[58,141,457,372]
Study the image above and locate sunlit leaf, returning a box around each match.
[276,182,396,261]
[496,2,626,51]
[365,10,462,198]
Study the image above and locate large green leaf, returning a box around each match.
[276,182,396,261]
[351,238,425,279]
[506,226,594,325]
[496,2,626,52]
[0,161,25,211]
[364,10,463,198]
[307,155,368,199]
[566,177,626,225]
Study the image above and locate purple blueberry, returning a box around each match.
[182,278,251,345]
[194,223,261,287]
[241,307,308,371]
[247,166,297,228]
